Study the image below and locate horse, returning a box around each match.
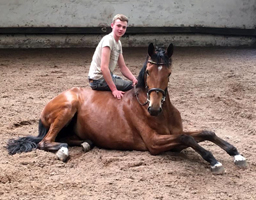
[7,43,247,174]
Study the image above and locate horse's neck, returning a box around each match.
[136,87,147,97]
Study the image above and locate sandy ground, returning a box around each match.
[0,47,255,200]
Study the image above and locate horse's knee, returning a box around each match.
[201,130,216,140]
[148,144,161,155]
[147,140,164,155]
[179,134,193,145]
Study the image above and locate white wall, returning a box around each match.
[1,0,255,28]
[0,0,255,47]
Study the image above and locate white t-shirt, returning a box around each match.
[88,32,123,80]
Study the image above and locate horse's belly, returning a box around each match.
[75,113,147,151]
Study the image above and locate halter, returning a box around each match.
[134,59,167,106]
[147,60,166,65]
[134,85,167,107]
[147,88,166,104]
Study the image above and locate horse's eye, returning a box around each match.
[146,70,150,76]
[168,73,171,77]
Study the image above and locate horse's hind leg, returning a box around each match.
[38,93,79,161]
[58,134,94,152]
[185,130,247,168]
[39,118,72,162]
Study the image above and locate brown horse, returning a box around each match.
[7,43,247,174]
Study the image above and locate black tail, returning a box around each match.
[7,119,48,155]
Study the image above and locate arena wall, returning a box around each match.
[0,0,255,48]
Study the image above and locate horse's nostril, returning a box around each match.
[147,106,151,113]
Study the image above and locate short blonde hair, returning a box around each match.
[112,14,128,24]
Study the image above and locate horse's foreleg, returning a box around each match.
[178,134,224,174]
[186,130,247,168]
[148,134,224,174]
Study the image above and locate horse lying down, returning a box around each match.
[7,43,247,175]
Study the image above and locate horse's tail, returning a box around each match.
[6,119,48,155]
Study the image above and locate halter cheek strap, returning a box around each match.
[134,85,149,106]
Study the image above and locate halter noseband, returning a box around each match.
[147,88,166,104]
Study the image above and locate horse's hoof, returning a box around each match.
[81,142,91,152]
[211,162,225,175]
[234,155,247,169]
[56,147,69,162]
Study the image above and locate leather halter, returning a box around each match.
[147,60,166,65]
[147,88,166,103]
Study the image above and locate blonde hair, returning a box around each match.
[112,14,128,24]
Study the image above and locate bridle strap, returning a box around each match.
[148,60,171,66]
[134,86,167,106]
[148,60,165,65]
[134,85,149,106]
[147,88,167,104]
[148,88,166,96]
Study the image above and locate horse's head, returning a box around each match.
[137,43,173,116]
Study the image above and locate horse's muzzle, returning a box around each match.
[148,106,162,116]
[147,88,165,116]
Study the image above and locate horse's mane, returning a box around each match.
[136,47,171,89]
[136,56,148,88]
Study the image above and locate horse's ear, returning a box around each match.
[166,43,173,58]
[148,43,155,57]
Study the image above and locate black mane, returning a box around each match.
[136,56,148,88]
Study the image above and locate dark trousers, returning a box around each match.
[89,75,133,91]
